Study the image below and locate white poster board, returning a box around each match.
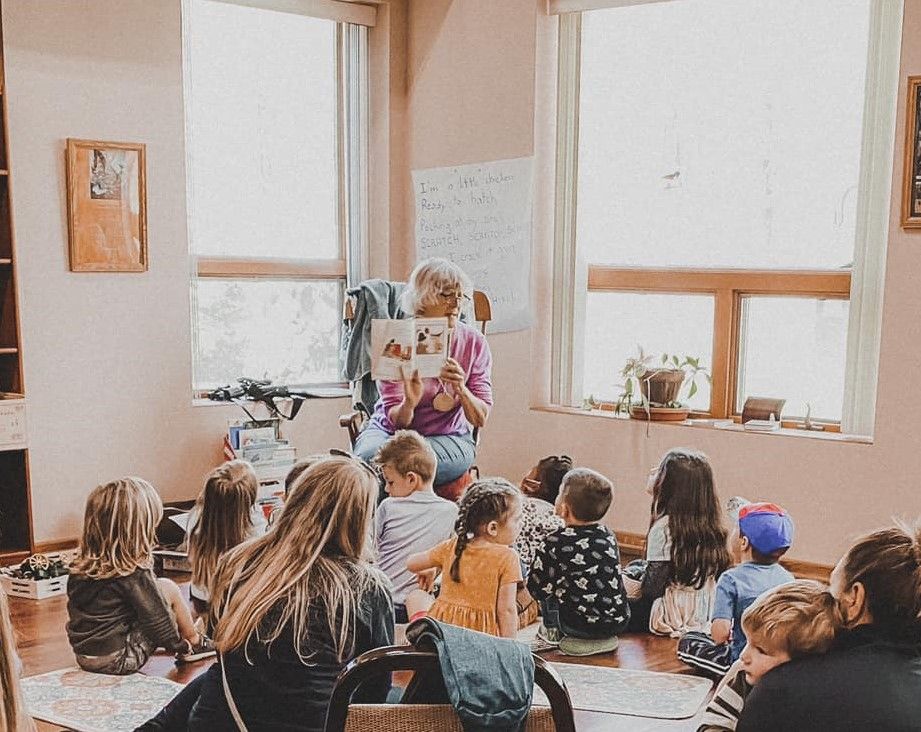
[413,156,533,333]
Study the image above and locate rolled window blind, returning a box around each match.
[210,0,376,26]
[548,0,673,15]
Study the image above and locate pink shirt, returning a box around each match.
[370,321,493,436]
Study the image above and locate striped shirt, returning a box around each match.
[698,661,751,731]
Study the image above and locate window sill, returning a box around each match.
[531,405,873,445]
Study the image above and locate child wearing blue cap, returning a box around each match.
[677,502,795,676]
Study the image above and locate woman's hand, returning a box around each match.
[439,358,466,388]
[400,366,424,408]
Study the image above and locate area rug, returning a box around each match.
[22,667,183,732]
[533,663,712,719]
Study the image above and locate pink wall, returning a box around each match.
[401,0,921,564]
[3,1,352,543]
[5,0,921,561]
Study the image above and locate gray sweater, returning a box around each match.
[66,567,183,656]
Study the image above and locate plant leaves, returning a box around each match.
[688,381,698,399]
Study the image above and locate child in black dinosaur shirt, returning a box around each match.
[527,467,630,656]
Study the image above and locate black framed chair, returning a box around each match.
[324,645,576,732]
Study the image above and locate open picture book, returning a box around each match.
[371,317,450,380]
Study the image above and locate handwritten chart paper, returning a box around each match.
[413,157,533,333]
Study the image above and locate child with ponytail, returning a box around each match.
[406,478,523,638]
[188,460,261,617]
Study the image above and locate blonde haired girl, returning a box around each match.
[171,456,394,730]
[406,478,523,638]
[188,460,260,616]
[1,591,34,731]
[66,477,213,674]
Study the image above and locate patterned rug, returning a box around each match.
[533,663,713,719]
[22,667,183,732]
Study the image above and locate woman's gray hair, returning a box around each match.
[401,257,473,315]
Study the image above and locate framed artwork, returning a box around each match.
[903,76,921,228]
[65,138,147,271]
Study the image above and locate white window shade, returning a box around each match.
[209,0,376,25]
[548,0,671,14]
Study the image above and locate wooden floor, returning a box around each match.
[10,586,711,731]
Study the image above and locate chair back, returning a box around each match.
[324,646,575,732]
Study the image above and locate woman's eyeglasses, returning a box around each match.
[438,291,471,305]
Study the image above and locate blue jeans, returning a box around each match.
[354,427,476,487]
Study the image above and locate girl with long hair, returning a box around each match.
[406,478,523,638]
[0,590,35,731]
[188,460,260,617]
[630,448,731,636]
[164,456,394,731]
[66,478,213,674]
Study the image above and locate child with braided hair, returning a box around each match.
[406,478,524,638]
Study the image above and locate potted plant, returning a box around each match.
[616,347,710,421]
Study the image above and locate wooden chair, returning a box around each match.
[324,646,576,732]
[339,288,493,447]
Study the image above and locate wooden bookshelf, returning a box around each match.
[0,5,32,558]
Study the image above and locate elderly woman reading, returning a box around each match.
[354,258,493,486]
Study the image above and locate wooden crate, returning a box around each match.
[1,572,68,600]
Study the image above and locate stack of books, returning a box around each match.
[225,417,294,517]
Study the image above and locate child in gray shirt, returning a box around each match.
[374,430,458,621]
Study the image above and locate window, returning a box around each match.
[184,0,369,391]
[553,0,902,432]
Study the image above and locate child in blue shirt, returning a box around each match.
[678,502,795,676]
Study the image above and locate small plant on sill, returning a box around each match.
[616,346,711,417]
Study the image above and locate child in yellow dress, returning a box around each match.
[406,478,523,638]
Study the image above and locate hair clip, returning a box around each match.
[466,532,474,540]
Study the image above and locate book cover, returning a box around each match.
[371,317,450,380]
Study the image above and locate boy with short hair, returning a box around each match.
[678,502,795,676]
[698,579,842,731]
[374,430,458,623]
[527,467,630,656]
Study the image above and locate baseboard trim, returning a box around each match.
[615,530,831,583]
[3,533,833,583]
[0,538,79,565]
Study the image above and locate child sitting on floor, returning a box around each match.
[515,454,571,571]
[374,430,458,623]
[698,579,842,731]
[678,502,795,676]
[66,477,214,674]
[188,460,262,618]
[527,467,630,656]
[406,478,523,638]
[630,448,732,636]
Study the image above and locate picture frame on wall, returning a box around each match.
[903,76,921,228]
[65,138,148,271]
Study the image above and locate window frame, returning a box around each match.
[185,16,369,395]
[551,2,902,434]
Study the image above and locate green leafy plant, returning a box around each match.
[615,346,711,413]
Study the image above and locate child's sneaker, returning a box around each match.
[536,623,562,646]
[559,635,619,657]
[176,635,216,664]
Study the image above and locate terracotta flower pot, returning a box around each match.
[639,368,685,406]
